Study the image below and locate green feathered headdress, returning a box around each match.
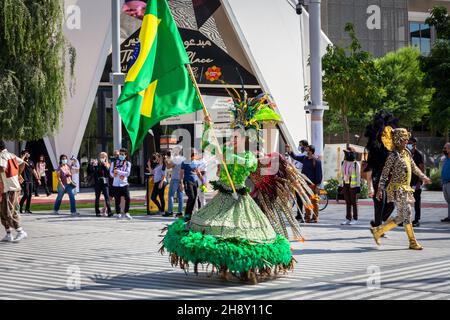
[229,91,282,132]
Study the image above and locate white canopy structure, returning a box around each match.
[45,0,331,168]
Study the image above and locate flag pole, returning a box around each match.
[186,64,239,200]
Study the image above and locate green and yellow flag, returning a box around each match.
[117,0,202,154]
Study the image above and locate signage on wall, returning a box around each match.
[160,95,233,125]
[205,66,222,81]
[101,29,258,86]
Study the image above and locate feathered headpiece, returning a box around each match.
[228,91,281,132]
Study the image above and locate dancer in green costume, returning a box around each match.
[160,94,295,283]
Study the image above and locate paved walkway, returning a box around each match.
[0,195,449,300]
[32,189,448,208]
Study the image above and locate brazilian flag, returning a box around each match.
[117,0,202,154]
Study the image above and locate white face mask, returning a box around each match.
[406,144,413,151]
[61,159,68,164]
[100,158,106,163]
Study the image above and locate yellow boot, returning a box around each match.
[404,223,423,250]
[370,219,398,246]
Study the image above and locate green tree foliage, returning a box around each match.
[322,23,384,142]
[426,5,450,39]
[0,0,73,141]
[420,6,450,139]
[375,47,432,129]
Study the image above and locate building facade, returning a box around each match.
[21,0,330,187]
[320,0,450,57]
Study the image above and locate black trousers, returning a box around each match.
[295,192,303,215]
[372,181,395,227]
[151,180,167,212]
[20,182,33,211]
[95,183,112,214]
[35,177,50,196]
[413,188,422,222]
[113,185,130,214]
[184,180,198,217]
[343,184,358,220]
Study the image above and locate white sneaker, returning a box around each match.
[349,220,358,225]
[1,233,13,242]
[124,213,133,220]
[341,219,351,225]
[116,214,123,219]
[54,211,60,215]
[13,231,28,242]
[70,212,78,217]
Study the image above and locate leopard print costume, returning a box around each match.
[378,150,426,224]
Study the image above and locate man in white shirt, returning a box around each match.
[0,140,28,242]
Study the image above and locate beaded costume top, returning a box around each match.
[218,147,258,187]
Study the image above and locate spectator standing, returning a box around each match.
[441,142,450,223]
[0,140,27,242]
[108,150,121,212]
[195,157,207,212]
[164,146,185,217]
[19,150,38,214]
[70,156,80,194]
[339,147,361,225]
[408,137,425,227]
[294,140,309,170]
[110,148,132,220]
[180,149,203,221]
[291,139,309,220]
[149,153,167,215]
[88,152,112,217]
[145,152,159,210]
[53,154,78,216]
[35,155,51,196]
[287,144,322,223]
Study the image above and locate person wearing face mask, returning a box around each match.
[88,152,112,217]
[441,142,450,223]
[35,155,51,196]
[19,150,38,214]
[53,154,78,216]
[286,144,322,223]
[339,147,361,225]
[110,148,132,220]
[407,137,425,227]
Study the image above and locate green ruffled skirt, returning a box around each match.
[160,192,295,282]
[190,192,277,243]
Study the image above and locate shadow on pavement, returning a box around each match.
[292,247,407,255]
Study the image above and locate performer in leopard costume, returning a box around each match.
[371,127,431,250]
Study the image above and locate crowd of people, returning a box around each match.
[145,146,208,221]
[0,128,449,245]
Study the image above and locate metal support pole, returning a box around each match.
[111,0,123,151]
[307,0,325,160]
